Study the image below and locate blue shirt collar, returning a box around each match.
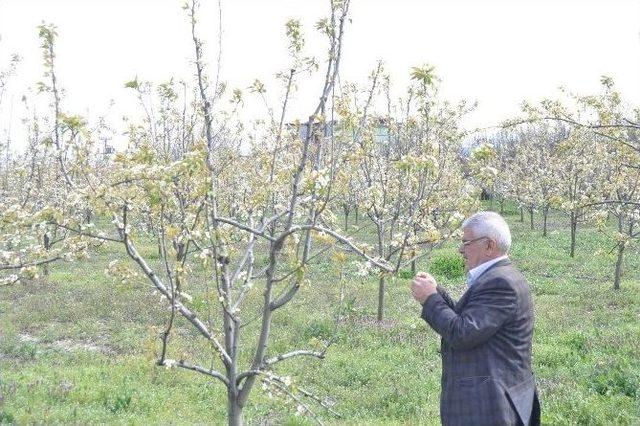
[466,255,509,288]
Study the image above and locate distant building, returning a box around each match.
[102,138,115,157]
[288,117,391,145]
[371,117,390,145]
[289,120,336,142]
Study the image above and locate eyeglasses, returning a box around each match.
[459,236,488,249]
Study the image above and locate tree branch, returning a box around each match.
[213,216,276,242]
[120,214,232,367]
[162,359,230,387]
[0,255,62,271]
[264,349,326,366]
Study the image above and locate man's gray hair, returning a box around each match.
[462,211,512,254]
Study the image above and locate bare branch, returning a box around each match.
[120,213,232,367]
[0,275,19,287]
[162,359,230,387]
[53,222,123,243]
[213,215,276,241]
[281,224,393,272]
[296,384,341,418]
[264,349,326,366]
[583,200,640,208]
[269,379,324,426]
[0,255,62,271]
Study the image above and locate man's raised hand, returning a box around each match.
[411,271,438,304]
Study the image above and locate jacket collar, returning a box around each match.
[456,257,513,310]
[467,256,510,287]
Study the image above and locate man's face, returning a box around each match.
[458,228,489,272]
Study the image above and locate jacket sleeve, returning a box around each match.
[436,285,455,310]
[421,278,517,350]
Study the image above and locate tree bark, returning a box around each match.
[377,275,385,322]
[613,217,630,291]
[343,205,349,230]
[569,213,577,258]
[529,206,534,231]
[613,242,624,291]
[42,232,51,276]
[542,205,549,237]
[227,393,243,426]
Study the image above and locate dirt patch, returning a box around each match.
[18,333,38,343]
[52,339,116,355]
[18,333,116,355]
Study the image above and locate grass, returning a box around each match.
[1,209,639,425]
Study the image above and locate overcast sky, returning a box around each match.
[1,0,639,149]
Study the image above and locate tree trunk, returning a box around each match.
[529,206,534,231]
[499,197,505,214]
[542,205,549,237]
[84,208,93,224]
[343,205,349,231]
[228,393,244,426]
[613,241,624,291]
[569,214,577,258]
[43,232,51,276]
[519,206,524,223]
[354,206,359,225]
[410,226,417,275]
[612,217,631,291]
[377,275,385,321]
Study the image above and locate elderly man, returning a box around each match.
[411,211,540,426]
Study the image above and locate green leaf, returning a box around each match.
[410,64,437,87]
[124,77,140,90]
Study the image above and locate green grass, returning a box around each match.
[1,210,639,424]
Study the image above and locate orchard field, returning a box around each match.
[2,1,640,425]
[1,206,639,425]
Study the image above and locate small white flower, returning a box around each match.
[356,261,372,277]
[163,359,176,369]
[179,292,193,302]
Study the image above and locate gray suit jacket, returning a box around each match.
[421,259,540,426]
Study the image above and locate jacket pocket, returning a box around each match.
[504,375,536,426]
[456,376,492,388]
[442,377,516,425]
